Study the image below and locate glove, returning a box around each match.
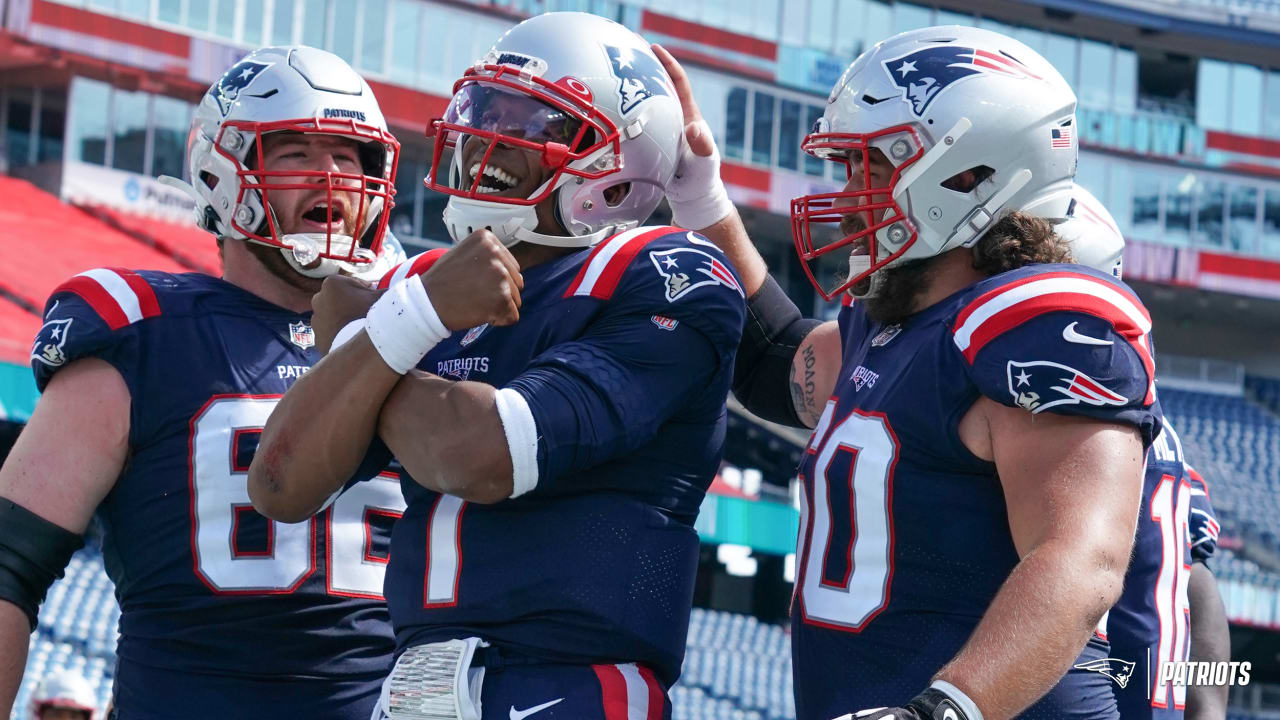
[833,687,975,720]
[666,119,735,231]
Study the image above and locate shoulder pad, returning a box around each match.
[46,267,162,331]
[952,268,1156,407]
[33,268,159,391]
[563,225,744,303]
[377,249,448,289]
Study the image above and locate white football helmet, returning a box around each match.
[30,671,96,719]
[1057,184,1124,278]
[170,46,400,278]
[426,12,683,248]
[792,25,1078,299]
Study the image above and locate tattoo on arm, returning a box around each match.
[790,343,822,427]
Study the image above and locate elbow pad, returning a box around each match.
[732,275,821,428]
[0,499,84,630]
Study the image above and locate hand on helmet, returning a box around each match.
[311,275,383,354]
[652,44,734,231]
[422,229,523,330]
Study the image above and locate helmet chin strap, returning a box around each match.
[846,253,885,300]
[443,192,611,249]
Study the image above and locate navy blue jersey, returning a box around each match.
[373,226,745,688]
[1107,421,1208,720]
[31,268,405,720]
[792,265,1161,720]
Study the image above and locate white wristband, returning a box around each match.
[493,388,539,498]
[364,274,450,374]
[667,120,735,230]
[930,680,984,720]
[329,318,365,352]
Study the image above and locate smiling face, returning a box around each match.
[446,85,596,235]
[256,132,367,239]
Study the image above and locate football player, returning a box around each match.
[249,13,745,720]
[656,27,1161,720]
[1057,189,1229,720]
[0,47,407,719]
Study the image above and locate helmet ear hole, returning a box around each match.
[358,141,385,177]
[940,164,995,193]
[603,182,631,207]
[200,171,219,191]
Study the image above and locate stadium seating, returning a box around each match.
[0,177,191,315]
[1159,385,1280,560]
[77,204,221,277]
[0,296,42,365]
[13,550,117,718]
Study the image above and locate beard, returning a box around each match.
[246,241,326,295]
[860,254,940,326]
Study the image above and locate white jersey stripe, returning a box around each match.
[617,663,650,720]
[953,276,1151,353]
[571,227,655,297]
[77,268,143,325]
[389,261,414,287]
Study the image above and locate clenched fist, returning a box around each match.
[312,275,382,354]
[422,229,523,331]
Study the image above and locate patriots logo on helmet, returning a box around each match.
[1007,359,1128,414]
[214,60,271,116]
[882,46,1040,116]
[650,247,743,303]
[1073,657,1137,688]
[605,46,670,114]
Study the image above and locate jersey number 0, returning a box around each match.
[796,401,899,631]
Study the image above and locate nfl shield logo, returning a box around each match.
[289,321,315,350]
[460,324,488,347]
[870,324,902,347]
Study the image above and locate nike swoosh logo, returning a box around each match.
[943,709,959,720]
[1062,321,1113,346]
[510,698,564,720]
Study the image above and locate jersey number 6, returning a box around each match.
[190,395,406,597]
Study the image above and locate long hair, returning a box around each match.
[970,211,1072,277]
